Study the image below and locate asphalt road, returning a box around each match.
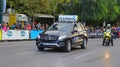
[0,38,120,67]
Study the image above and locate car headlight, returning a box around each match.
[37,35,40,39]
[58,35,67,40]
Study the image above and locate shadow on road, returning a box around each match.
[37,46,85,53]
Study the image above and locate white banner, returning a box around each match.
[2,30,29,40]
[58,15,78,22]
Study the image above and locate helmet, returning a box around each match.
[106,24,111,28]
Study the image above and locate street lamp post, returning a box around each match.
[82,0,84,24]
[0,0,3,24]
[53,3,57,22]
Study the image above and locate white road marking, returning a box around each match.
[74,51,96,59]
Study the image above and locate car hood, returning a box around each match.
[44,30,70,36]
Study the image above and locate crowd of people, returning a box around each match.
[86,25,120,38]
[0,22,49,32]
[1,22,120,38]
[33,22,49,30]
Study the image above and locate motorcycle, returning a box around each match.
[103,31,111,46]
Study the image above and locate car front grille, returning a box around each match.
[40,35,58,41]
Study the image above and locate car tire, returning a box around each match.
[81,38,87,49]
[37,44,45,51]
[64,40,72,52]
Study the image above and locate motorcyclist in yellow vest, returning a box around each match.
[102,24,113,46]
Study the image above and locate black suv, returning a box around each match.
[36,22,88,52]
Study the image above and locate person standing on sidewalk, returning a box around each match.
[112,24,117,39]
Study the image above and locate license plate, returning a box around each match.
[43,43,51,45]
[105,38,109,39]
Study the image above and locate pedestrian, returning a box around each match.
[24,23,31,30]
[36,22,41,29]
[112,24,117,39]
[45,23,49,30]
[116,26,120,38]
[2,23,8,32]
[11,23,16,30]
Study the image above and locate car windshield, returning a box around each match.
[48,23,72,31]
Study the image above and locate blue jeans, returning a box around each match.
[113,32,117,39]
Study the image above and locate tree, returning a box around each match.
[6,0,120,26]
[7,0,51,17]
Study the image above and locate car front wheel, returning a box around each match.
[81,38,87,49]
[64,40,72,52]
[37,44,45,51]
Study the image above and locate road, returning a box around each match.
[0,39,120,67]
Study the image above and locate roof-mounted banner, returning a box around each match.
[58,15,78,22]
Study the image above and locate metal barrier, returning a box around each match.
[0,29,44,41]
[2,30,29,40]
[88,32,103,38]
[30,30,44,39]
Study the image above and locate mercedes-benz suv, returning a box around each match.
[36,22,88,52]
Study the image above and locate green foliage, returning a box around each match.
[7,0,51,17]
[7,0,120,25]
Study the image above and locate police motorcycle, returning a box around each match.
[103,31,111,46]
[103,30,113,46]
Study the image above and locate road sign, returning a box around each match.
[58,15,78,22]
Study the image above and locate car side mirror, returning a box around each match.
[74,30,78,32]
[71,30,78,34]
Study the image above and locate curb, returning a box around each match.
[0,39,35,42]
